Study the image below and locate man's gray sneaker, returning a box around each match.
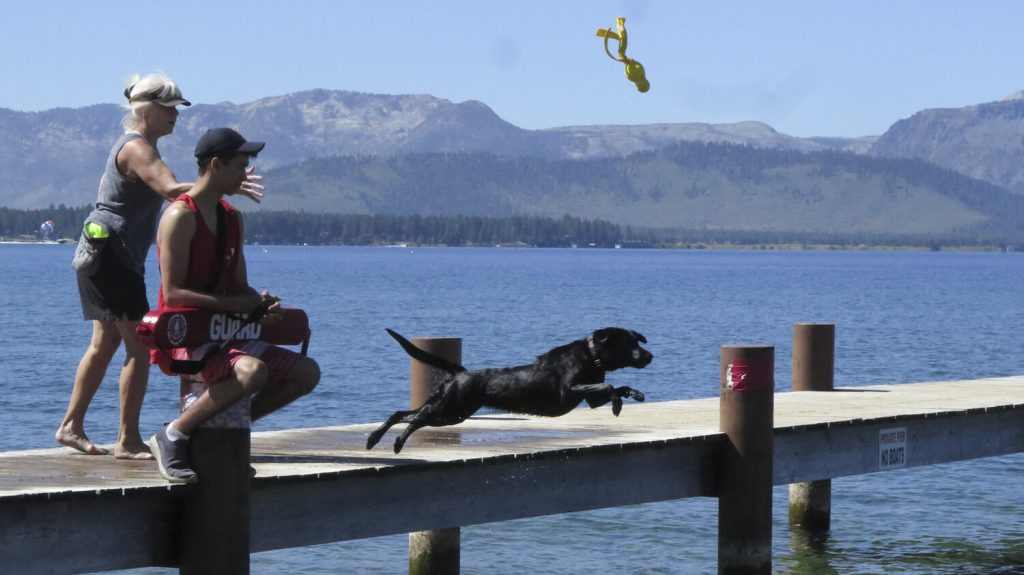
[149,425,197,484]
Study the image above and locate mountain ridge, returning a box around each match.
[2,88,1023,242]
[868,94,1024,193]
[0,89,873,208]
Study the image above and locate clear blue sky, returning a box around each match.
[2,1,1022,137]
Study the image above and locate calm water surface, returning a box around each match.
[1,244,1022,574]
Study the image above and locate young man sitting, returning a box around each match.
[148,128,320,483]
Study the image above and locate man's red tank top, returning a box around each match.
[156,194,241,307]
[151,195,241,367]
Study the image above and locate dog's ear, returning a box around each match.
[632,331,647,344]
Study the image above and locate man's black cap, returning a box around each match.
[194,128,265,162]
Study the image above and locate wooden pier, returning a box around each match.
[1,376,1023,574]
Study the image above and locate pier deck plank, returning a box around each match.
[1,377,1023,574]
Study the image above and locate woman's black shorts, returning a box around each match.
[77,245,150,322]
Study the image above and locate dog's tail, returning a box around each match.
[386,329,467,374]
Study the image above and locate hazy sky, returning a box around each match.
[3,1,1022,137]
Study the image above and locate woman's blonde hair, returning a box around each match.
[120,72,186,131]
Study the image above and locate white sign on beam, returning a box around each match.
[879,427,907,470]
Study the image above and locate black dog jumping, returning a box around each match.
[367,327,653,453]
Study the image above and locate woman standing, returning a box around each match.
[58,72,263,458]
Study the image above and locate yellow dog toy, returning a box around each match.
[595,17,649,93]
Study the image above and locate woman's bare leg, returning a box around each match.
[56,321,120,454]
[113,320,154,460]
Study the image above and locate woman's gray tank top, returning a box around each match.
[86,132,166,276]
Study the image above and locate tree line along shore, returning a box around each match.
[0,205,1015,251]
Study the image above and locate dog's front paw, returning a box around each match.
[615,386,645,404]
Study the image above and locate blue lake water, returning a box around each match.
[2,243,1022,574]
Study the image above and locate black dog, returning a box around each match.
[366,327,653,453]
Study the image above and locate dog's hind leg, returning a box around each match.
[393,418,430,454]
[391,406,468,454]
[367,410,420,450]
[390,395,477,453]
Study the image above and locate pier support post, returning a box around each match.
[719,344,774,575]
[180,382,252,575]
[788,323,834,535]
[408,337,462,575]
[181,428,251,575]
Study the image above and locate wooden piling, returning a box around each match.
[719,344,774,575]
[791,324,834,393]
[788,323,834,534]
[181,427,251,575]
[408,337,462,575]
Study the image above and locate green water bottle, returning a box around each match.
[85,222,109,240]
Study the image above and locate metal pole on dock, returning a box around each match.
[788,323,835,535]
[181,427,251,575]
[719,344,774,575]
[408,336,462,575]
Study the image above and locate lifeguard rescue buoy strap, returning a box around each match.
[166,299,272,375]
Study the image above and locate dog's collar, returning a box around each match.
[585,335,603,369]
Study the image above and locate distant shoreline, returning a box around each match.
[0,236,1013,253]
[0,237,72,245]
[232,241,1020,253]
[4,207,1018,254]
[657,242,1012,253]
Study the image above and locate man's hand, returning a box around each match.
[237,166,265,203]
[259,290,284,324]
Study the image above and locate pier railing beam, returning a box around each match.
[788,323,835,535]
[408,337,462,575]
[719,344,774,575]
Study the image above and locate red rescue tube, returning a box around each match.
[137,307,310,350]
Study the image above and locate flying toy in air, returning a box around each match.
[595,17,649,93]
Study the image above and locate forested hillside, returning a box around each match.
[8,205,1012,248]
[0,207,640,248]
[258,141,1024,242]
